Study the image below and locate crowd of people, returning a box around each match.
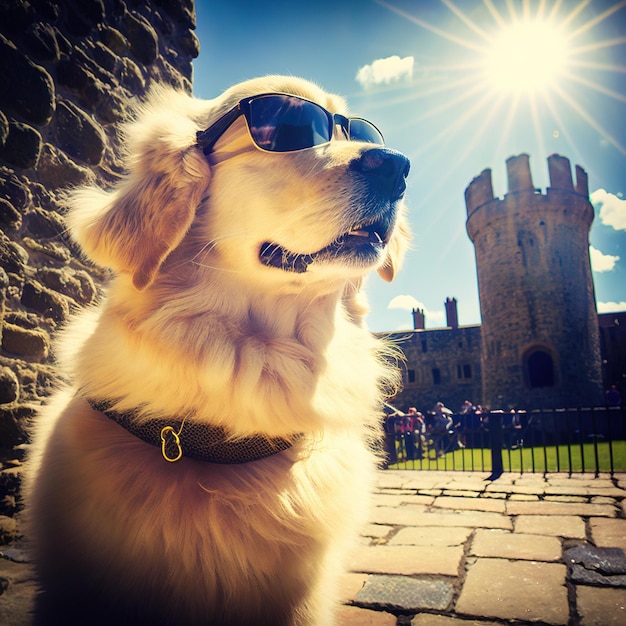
[382,399,486,466]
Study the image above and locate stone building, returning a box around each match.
[0,0,198,543]
[389,154,620,413]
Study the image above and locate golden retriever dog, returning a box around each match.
[24,75,410,626]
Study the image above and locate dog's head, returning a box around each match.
[68,76,411,294]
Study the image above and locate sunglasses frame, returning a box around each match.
[196,92,384,155]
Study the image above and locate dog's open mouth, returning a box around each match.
[259,216,392,273]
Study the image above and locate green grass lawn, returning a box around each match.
[388,440,626,473]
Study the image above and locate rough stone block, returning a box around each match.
[124,11,158,65]
[0,34,55,125]
[470,528,561,561]
[515,514,586,539]
[36,143,94,189]
[23,21,60,62]
[456,558,568,624]
[26,208,65,239]
[354,575,454,612]
[590,518,626,552]
[0,198,21,228]
[576,585,626,625]
[21,279,69,322]
[0,121,42,169]
[337,605,396,626]
[1,322,49,360]
[55,99,105,165]
[349,544,463,577]
[0,367,19,404]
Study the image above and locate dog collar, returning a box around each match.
[88,399,296,464]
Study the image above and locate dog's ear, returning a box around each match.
[377,210,411,282]
[67,102,211,291]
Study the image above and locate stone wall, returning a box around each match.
[387,324,483,413]
[0,0,198,543]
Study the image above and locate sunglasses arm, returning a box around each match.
[196,105,242,155]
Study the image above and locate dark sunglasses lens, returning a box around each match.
[348,119,384,145]
[248,96,332,152]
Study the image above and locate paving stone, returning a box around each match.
[372,492,434,506]
[411,615,501,625]
[546,485,624,498]
[565,544,626,587]
[577,585,626,626]
[375,509,511,530]
[433,496,506,514]
[361,524,393,539]
[337,572,369,603]
[355,575,454,612]
[506,500,616,517]
[367,505,429,526]
[481,492,508,499]
[441,490,482,498]
[349,544,463,577]
[471,529,561,561]
[337,605,397,626]
[515,514,586,539]
[389,526,472,547]
[590,518,626,552]
[509,494,540,501]
[545,495,587,503]
[456,558,568,624]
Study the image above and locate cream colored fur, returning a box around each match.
[24,76,410,626]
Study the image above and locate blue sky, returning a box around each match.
[192,0,626,332]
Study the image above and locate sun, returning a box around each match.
[482,18,570,95]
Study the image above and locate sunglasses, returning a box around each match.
[196,93,384,155]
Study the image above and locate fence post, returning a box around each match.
[488,411,504,480]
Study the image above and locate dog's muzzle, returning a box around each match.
[259,148,410,273]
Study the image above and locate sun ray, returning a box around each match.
[552,82,626,155]
[563,70,626,103]
[568,0,626,40]
[530,93,548,166]
[483,0,507,28]
[375,0,486,53]
[440,0,492,41]
[569,60,626,74]
[570,37,626,55]
[494,91,522,157]
[542,91,590,168]
[546,0,565,21]
[561,0,593,29]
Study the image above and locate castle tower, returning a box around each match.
[465,154,603,409]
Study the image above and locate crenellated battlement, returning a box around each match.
[465,153,590,215]
[464,151,603,409]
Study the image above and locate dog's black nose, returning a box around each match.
[350,148,410,201]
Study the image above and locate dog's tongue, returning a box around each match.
[349,228,383,245]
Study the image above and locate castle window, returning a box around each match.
[525,349,555,388]
[432,368,441,385]
[457,364,473,379]
[421,340,427,353]
[407,369,416,384]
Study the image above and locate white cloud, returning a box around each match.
[589,245,620,273]
[387,295,446,326]
[590,189,626,231]
[388,294,423,310]
[356,55,414,88]
[597,301,626,313]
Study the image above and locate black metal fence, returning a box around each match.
[383,405,626,476]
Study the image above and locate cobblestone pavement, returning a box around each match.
[1,471,625,625]
[338,471,626,626]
